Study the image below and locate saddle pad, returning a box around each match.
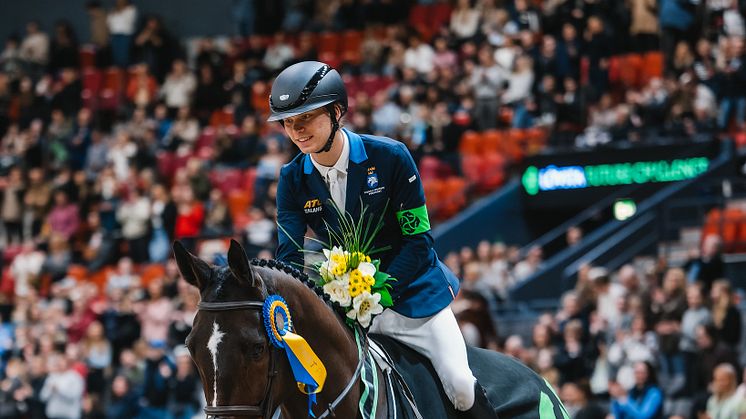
[369,334,567,419]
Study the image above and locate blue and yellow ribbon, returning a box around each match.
[263,296,327,417]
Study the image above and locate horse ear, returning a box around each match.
[173,241,211,290]
[227,239,258,287]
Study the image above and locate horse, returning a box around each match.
[174,240,568,418]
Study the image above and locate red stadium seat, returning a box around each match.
[341,30,363,65]
[459,131,481,155]
[642,51,664,84]
[79,45,97,69]
[482,129,505,154]
[209,168,244,195]
[317,32,342,68]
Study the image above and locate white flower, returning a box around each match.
[346,292,384,328]
[323,277,352,307]
[319,261,332,282]
[323,246,345,261]
[357,262,376,277]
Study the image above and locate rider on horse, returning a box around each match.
[270,60,498,418]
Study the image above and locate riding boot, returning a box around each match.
[463,381,499,419]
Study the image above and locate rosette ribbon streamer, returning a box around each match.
[263,295,327,417]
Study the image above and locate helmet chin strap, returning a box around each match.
[315,105,340,154]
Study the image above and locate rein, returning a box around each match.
[197,298,367,418]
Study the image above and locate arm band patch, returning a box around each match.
[396,205,431,235]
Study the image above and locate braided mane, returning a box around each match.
[250,258,346,317]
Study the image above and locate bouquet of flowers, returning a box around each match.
[314,201,395,328]
[280,200,395,328]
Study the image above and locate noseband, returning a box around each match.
[197,299,366,418]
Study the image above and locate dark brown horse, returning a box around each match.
[175,240,567,419]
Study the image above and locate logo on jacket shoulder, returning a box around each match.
[304,199,322,214]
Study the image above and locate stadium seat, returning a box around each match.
[196,127,217,150]
[317,32,342,68]
[99,68,124,110]
[440,176,467,219]
[341,30,363,64]
[79,45,97,69]
[459,131,482,155]
[228,190,252,226]
[139,264,166,287]
[642,51,664,84]
[209,108,235,127]
[619,54,644,88]
[67,265,89,282]
[482,129,505,154]
[209,168,244,195]
[156,151,177,181]
[418,155,443,181]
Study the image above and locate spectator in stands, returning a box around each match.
[126,63,159,109]
[608,314,658,390]
[710,279,742,348]
[81,320,111,399]
[169,345,201,419]
[117,187,152,264]
[40,352,85,419]
[404,32,435,76]
[48,21,79,75]
[469,44,504,130]
[85,1,109,54]
[167,106,199,154]
[706,364,746,418]
[19,21,50,80]
[450,0,480,43]
[716,36,746,131]
[560,381,607,419]
[610,361,664,418]
[174,186,203,252]
[160,60,196,114]
[202,189,232,237]
[45,189,79,242]
[137,279,173,344]
[138,340,174,418]
[134,15,176,82]
[554,319,593,385]
[149,184,177,263]
[107,375,140,418]
[106,0,137,68]
[193,64,226,125]
[513,245,543,281]
[262,32,294,72]
[1,166,25,246]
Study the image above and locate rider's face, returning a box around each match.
[282,107,332,154]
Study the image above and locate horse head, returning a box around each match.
[173,240,362,419]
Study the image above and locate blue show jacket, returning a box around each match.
[276,128,459,318]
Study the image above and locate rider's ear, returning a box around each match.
[227,239,258,288]
[173,241,211,290]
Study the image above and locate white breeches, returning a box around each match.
[369,306,476,411]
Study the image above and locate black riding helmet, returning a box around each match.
[268,61,348,153]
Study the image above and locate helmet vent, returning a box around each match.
[270,64,331,112]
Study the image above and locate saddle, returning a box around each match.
[369,334,567,419]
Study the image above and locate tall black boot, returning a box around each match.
[463,381,499,419]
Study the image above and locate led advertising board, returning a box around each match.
[520,140,719,209]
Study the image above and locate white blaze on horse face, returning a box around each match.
[207,321,225,407]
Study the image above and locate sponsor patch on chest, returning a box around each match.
[304,199,323,214]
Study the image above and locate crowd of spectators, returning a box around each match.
[451,231,746,418]
[0,0,745,418]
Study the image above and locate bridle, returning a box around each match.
[197,299,367,418]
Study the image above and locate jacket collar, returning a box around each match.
[302,128,368,174]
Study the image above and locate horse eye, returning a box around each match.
[250,343,265,360]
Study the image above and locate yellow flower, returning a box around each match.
[364,275,375,286]
[349,284,362,298]
[349,269,363,286]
